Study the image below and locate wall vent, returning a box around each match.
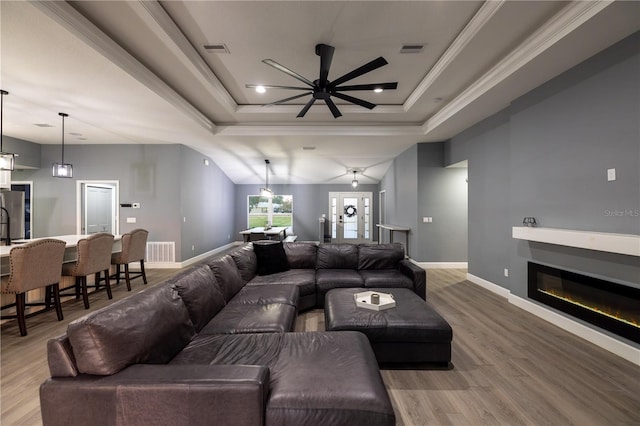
[400,44,425,54]
[204,44,230,54]
[146,242,175,263]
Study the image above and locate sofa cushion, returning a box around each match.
[253,241,290,276]
[248,269,316,298]
[199,303,296,335]
[283,242,317,269]
[317,244,358,269]
[315,269,364,308]
[228,284,299,308]
[171,265,226,332]
[230,243,258,283]
[67,284,195,375]
[208,255,245,302]
[359,269,413,289]
[358,243,404,270]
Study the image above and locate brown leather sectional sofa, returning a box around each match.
[40,242,425,426]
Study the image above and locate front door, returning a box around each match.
[328,192,372,243]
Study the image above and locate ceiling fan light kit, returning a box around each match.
[247,44,398,118]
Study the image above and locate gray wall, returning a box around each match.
[234,183,379,242]
[379,143,468,262]
[445,109,511,287]
[11,143,235,262]
[445,32,639,347]
[379,145,419,255]
[3,135,41,169]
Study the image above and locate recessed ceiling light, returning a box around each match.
[374,88,383,93]
[255,85,266,94]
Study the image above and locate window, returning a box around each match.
[248,194,293,229]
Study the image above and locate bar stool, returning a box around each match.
[62,233,114,309]
[0,239,66,336]
[111,228,148,291]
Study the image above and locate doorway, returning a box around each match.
[328,192,373,243]
[10,181,33,239]
[76,181,119,235]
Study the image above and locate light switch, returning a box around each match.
[607,168,616,181]
[126,217,136,223]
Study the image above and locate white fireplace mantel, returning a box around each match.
[512,227,640,257]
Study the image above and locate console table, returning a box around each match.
[377,224,410,257]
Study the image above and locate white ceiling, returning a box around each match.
[1,1,639,184]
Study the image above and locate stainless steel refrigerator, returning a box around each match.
[0,190,25,242]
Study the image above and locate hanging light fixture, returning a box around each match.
[351,170,359,188]
[260,159,273,198]
[52,112,73,178]
[0,89,15,172]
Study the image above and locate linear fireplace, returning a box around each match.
[528,262,640,344]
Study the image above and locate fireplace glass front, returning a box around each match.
[528,262,640,344]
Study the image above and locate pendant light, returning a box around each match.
[260,159,273,198]
[0,89,15,172]
[351,170,359,188]
[52,112,73,178]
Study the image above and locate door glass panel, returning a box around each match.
[331,197,337,239]
[342,197,358,240]
[364,197,370,239]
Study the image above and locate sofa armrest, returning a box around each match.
[40,364,269,426]
[398,259,426,300]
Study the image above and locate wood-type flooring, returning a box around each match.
[2,267,639,425]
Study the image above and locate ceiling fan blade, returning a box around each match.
[262,59,315,87]
[316,44,335,87]
[329,57,388,88]
[331,92,376,110]
[246,84,310,91]
[266,92,312,106]
[335,82,398,91]
[325,97,342,118]
[297,97,317,118]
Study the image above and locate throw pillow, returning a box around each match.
[253,241,290,276]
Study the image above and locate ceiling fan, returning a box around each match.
[246,44,398,118]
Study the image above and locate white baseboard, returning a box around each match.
[466,274,640,366]
[466,273,510,299]
[412,261,468,269]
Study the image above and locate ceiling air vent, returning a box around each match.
[400,44,424,54]
[203,44,230,54]
[33,123,54,128]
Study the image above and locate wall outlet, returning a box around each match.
[126,217,136,224]
[504,268,509,277]
[607,168,616,181]
[423,217,433,223]
[183,217,187,223]
[191,245,195,251]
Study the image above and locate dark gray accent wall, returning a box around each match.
[417,143,468,262]
[379,143,468,262]
[445,109,511,287]
[12,143,235,262]
[445,32,639,347]
[379,145,418,256]
[234,183,379,242]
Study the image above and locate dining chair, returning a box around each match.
[0,238,66,336]
[62,233,114,309]
[111,228,148,291]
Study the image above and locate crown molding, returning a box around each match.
[215,125,425,137]
[31,0,216,134]
[404,0,505,112]
[423,0,613,135]
[135,1,238,113]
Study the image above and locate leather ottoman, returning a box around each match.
[324,288,452,365]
